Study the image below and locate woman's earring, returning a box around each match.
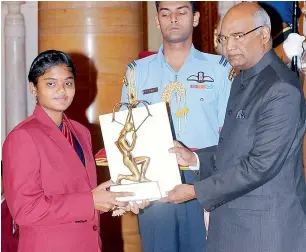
[31,88,36,96]
[31,89,38,101]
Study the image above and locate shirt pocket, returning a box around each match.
[188,85,217,103]
[139,91,157,105]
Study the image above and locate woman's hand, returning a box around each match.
[92,180,133,212]
[127,200,151,214]
[112,200,151,217]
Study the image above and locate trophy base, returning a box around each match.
[110,181,161,202]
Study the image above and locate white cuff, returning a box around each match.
[189,152,200,170]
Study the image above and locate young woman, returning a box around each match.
[2,50,136,252]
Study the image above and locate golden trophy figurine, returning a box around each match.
[115,103,151,184]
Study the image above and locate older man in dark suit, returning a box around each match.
[162,2,306,252]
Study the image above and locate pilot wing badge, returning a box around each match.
[187,72,214,89]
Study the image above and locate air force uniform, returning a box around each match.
[120,45,232,252]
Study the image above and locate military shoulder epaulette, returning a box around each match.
[127,60,137,69]
[228,68,236,81]
[219,56,229,67]
[123,61,137,87]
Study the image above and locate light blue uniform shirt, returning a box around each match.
[121,45,232,149]
[120,45,232,252]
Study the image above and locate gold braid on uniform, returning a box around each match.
[228,68,237,81]
[125,67,137,105]
[122,63,137,105]
[128,67,137,104]
[161,81,189,137]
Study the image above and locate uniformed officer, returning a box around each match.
[120,2,232,251]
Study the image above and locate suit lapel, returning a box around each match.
[33,105,91,186]
[63,114,89,168]
[65,119,96,188]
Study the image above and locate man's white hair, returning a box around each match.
[253,7,271,33]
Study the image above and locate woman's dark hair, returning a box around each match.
[28,50,76,86]
[155,1,197,14]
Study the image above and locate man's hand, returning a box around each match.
[169,140,197,166]
[160,184,196,204]
[92,180,133,212]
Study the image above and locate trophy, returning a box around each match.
[112,100,152,184]
[98,66,181,202]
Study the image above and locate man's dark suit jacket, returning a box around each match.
[194,50,306,252]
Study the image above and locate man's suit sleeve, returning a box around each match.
[195,146,217,180]
[195,82,302,211]
[2,129,95,226]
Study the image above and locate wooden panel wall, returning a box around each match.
[38,1,144,121]
[193,1,218,54]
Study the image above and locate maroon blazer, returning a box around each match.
[2,105,101,252]
[1,199,18,252]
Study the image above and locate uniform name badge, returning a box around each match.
[98,67,181,202]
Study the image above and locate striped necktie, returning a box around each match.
[61,117,75,148]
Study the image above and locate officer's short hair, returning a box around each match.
[155,1,197,14]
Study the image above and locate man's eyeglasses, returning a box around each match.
[217,26,263,45]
